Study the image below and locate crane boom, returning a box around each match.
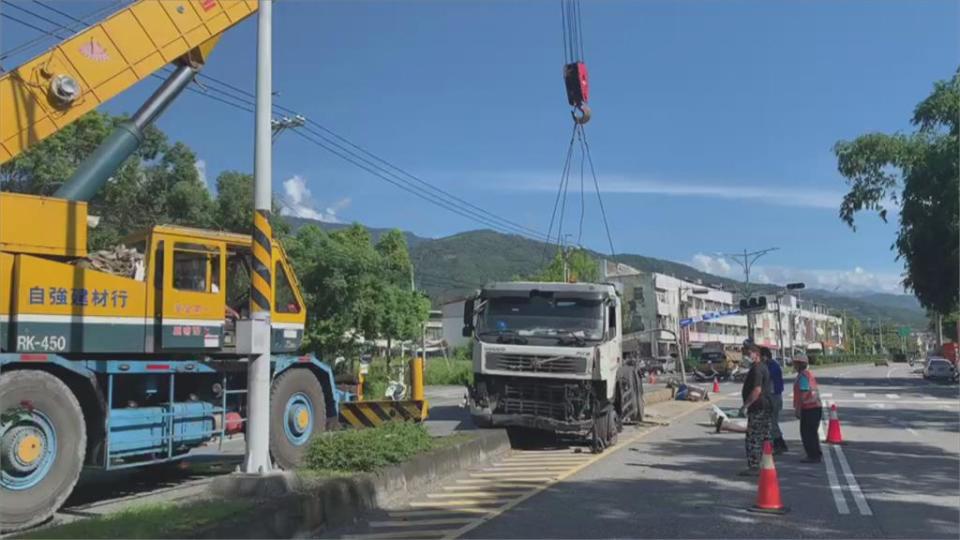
[0,0,258,166]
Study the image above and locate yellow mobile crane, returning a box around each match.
[0,1,365,530]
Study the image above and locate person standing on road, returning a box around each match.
[792,355,823,463]
[761,347,788,454]
[738,340,773,476]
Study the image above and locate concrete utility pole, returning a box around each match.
[718,247,778,341]
[243,0,273,475]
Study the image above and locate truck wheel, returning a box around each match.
[1,370,86,532]
[592,405,618,452]
[270,370,327,470]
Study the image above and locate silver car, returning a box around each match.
[923,358,956,381]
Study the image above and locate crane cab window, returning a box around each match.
[173,243,219,293]
[275,262,301,313]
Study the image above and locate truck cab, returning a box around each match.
[463,282,643,447]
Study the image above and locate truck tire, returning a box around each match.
[269,369,327,470]
[591,404,618,452]
[1,370,86,532]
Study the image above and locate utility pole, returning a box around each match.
[879,318,884,354]
[719,247,779,341]
[243,0,273,475]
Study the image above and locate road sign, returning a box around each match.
[898,327,911,338]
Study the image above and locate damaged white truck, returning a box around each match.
[462,282,645,451]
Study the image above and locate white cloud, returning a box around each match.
[194,159,208,188]
[479,172,844,209]
[280,175,350,223]
[690,253,904,294]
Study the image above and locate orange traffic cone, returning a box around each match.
[712,377,720,393]
[826,403,844,444]
[749,440,789,514]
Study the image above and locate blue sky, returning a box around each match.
[2,0,957,293]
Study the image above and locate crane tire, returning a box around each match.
[269,369,327,470]
[1,370,86,532]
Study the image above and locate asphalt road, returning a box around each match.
[461,363,959,539]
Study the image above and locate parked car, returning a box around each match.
[923,357,956,381]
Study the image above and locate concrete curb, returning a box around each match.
[201,429,511,538]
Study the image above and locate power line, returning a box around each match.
[290,127,544,239]
[0,1,124,62]
[8,3,553,245]
[1,0,69,38]
[194,78,549,240]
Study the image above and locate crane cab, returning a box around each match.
[0,192,305,356]
[129,224,306,355]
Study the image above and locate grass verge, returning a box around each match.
[19,500,252,540]
[304,421,434,474]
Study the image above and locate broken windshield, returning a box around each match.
[477,295,604,344]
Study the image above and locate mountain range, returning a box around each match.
[283,217,928,329]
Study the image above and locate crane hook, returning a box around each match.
[571,104,591,125]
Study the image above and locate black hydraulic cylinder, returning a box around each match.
[54,65,197,202]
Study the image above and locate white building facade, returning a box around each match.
[602,260,844,357]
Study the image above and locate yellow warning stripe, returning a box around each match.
[338,400,428,428]
[250,209,272,313]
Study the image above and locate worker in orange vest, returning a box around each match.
[792,354,823,463]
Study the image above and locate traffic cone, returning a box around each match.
[826,403,844,444]
[749,440,789,514]
[712,377,720,393]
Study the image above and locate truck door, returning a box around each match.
[160,240,225,349]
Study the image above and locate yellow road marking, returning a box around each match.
[454,478,545,484]
[427,491,520,499]
[344,530,454,539]
[369,518,476,528]
[410,500,508,508]
[441,485,533,492]
[388,509,492,518]
[486,464,578,470]
[468,472,559,479]
[442,401,713,540]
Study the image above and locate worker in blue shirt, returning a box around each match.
[761,347,788,454]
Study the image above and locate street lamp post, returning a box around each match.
[718,247,779,341]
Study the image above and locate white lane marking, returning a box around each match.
[906,428,919,437]
[886,366,899,379]
[822,442,850,514]
[821,393,833,398]
[885,394,900,399]
[833,445,873,516]
[853,393,866,398]
[868,403,887,409]
[923,396,936,400]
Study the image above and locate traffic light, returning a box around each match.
[739,296,768,313]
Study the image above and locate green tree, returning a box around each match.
[0,111,215,248]
[834,69,959,318]
[214,171,255,233]
[375,229,413,287]
[532,248,599,282]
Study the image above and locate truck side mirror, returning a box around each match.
[462,298,475,338]
[608,304,617,330]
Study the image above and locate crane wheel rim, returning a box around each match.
[1,410,58,491]
[283,392,314,445]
